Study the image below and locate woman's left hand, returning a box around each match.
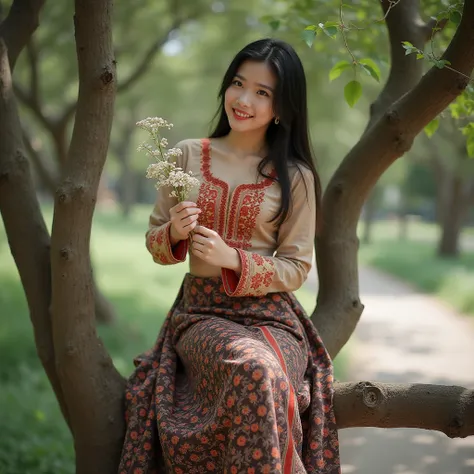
[191,225,240,271]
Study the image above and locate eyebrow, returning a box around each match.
[235,73,274,92]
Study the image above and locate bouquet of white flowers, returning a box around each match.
[136,117,199,202]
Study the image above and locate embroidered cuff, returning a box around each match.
[222,249,276,297]
[146,222,188,265]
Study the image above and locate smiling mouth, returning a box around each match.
[232,108,253,120]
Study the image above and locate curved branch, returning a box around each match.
[313,0,474,357]
[117,19,181,93]
[368,0,426,127]
[0,0,44,70]
[13,81,52,129]
[335,381,474,438]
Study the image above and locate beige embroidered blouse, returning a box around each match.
[145,137,316,297]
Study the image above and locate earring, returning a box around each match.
[274,118,280,125]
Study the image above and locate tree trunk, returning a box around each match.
[22,120,117,324]
[437,174,469,257]
[0,0,70,425]
[361,188,378,244]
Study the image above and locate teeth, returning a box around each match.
[235,110,252,118]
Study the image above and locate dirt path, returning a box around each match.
[305,265,474,474]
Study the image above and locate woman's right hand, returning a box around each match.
[169,201,201,244]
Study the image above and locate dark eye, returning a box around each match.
[232,79,243,87]
[257,90,269,97]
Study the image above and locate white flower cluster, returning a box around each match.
[136,117,173,133]
[136,116,199,201]
[165,169,200,202]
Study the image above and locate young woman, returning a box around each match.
[119,38,340,474]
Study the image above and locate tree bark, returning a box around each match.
[313,0,474,358]
[334,381,474,438]
[17,50,118,324]
[48,1,126,472]
[361,188,377,245]
[0,0,70,426]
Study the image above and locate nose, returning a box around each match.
[237,90,251,108]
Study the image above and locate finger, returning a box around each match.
[191,246,206,258]
[177,207,201,217]
[194,225,214,237]
[192,233,207,245]
[180,214,199,227]
[183,219,198,231]
[174,201,197,212]
[171,206,201,218]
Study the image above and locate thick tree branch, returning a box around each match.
[335,381,474,438]
[0,36,70,429]
[49,1,125,473]
[0,0,44,69]
[313,0,474,357]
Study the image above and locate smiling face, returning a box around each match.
[224,60,277,136]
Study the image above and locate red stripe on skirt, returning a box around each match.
[260,326,296,474]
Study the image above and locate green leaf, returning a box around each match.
[416,53,424,60]
[424,118,439,138]
[302,26,317,48]
[431,58,451,69]
[359,58,381,82]
[269,20,280,30]
[344,80,362,108]
[318,22,338,38]
[329,60,352,81]
[450,11,462,25]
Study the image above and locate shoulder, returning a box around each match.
[174,137,203,156]
[287,161,315,188]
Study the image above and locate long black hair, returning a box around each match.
[209,38,322,233]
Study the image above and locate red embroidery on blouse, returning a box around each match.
[196,139,228,235]
[198,138,276,250]
[146,226,169,263]
[222,250,275,297]
[249,253,275,294]
[146,223,187,265]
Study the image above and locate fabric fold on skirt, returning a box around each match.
[118,274,340,474]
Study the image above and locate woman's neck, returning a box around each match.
[223,129,267,158]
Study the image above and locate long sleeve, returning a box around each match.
[222,165,316,296]
[145,141,190,265]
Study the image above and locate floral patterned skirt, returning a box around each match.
[118,274,340,474]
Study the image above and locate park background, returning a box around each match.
[1,1,473,473]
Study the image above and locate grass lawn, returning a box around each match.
[0,204,346,473]
[358,220,474,316]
